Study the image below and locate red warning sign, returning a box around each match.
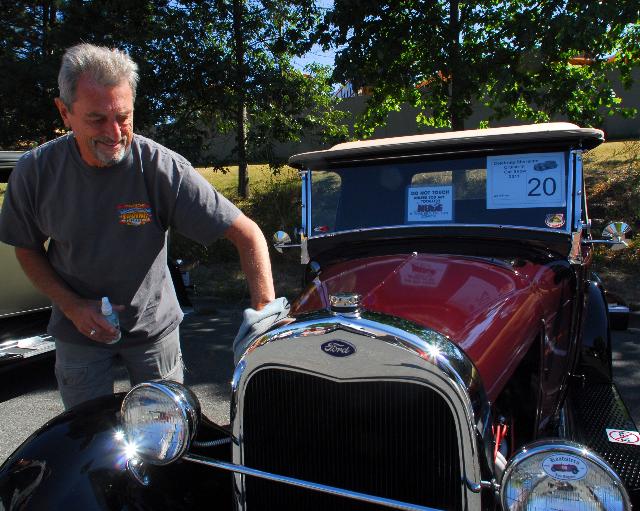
[606,428,640,446]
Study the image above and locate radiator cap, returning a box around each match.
[329,292,361,314]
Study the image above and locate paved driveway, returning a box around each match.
[1,308,639,464]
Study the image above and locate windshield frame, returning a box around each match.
[303,149,578,241]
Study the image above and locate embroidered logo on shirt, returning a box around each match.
[118,203,152,226]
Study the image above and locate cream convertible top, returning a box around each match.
[289,123,604,169]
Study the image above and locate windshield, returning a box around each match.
[310,152,571,236]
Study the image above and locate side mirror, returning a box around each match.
[272,231,300,254]
[601,222,632,251]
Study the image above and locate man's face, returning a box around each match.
[55,74,134,167]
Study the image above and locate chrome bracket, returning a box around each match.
[126,457,150,486]
[465,477,499,493]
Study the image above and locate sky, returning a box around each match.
[291,0,336,71]
[292,44,336,71]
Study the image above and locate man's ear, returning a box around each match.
[54,98,71,128]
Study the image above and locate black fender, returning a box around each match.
[0,393,232,510]
[579,280,613,383]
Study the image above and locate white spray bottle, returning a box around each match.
[101,296,121,343]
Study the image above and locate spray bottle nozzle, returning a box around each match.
[101,296,112,316]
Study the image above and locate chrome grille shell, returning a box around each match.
[231,310,493,510]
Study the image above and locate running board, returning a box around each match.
[564,381,640,504]
[0,334,55,363]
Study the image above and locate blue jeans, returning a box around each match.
[54,328,183,410]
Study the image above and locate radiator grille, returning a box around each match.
[241,368,463,510]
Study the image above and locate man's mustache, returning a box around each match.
[93,137,126,145]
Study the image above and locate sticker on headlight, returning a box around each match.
[321,340,356,357]
[606,428,640,446]
[542,454,588,481]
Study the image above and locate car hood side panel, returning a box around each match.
[0,394,232,510]
[292,253,573,402]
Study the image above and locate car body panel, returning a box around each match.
[0,151,51,320]
[0,240,50,319]
[0,394,232,510]
[291,252,574,406]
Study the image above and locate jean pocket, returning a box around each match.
[55,365,89,387]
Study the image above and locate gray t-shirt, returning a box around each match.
[0,133,241,345]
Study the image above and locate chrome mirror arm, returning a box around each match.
[582,239,629,250]
[582,221,632,252]
[272,230,301,254]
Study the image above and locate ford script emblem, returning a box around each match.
[321,340,356,357]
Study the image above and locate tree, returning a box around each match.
[0,1,62,147]
[320,0,640,136]
[0,1,347,196]
[155,0,347,197]
[0,0,172,148]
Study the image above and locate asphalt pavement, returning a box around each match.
[1,306,639,465]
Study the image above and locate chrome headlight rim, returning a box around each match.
[121,380,201,466]
[500,439,631,511]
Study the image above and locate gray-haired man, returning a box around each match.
[0,43,278,409]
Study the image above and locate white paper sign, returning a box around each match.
[606,428,640,446]
[487,153,566,209]
[407,185,453,222]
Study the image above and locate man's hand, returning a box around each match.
[61,298,124,343]
[14,246,123,343]
[233,297,291,364]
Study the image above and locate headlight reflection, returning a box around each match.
[120,381,200,466]
[501,440,631,511]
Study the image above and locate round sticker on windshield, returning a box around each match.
[545,213,565,228]
[542,454,588,481]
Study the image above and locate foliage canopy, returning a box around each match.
[320,0,640,136]
[0,0,347,186]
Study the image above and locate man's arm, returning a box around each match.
[14,246,119,342]
[224,214,275,310]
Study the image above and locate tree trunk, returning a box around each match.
[448,0,464,131]
[41,1,57,57]
[233,0,249,198]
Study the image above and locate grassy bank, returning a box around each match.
[584,140,640,308]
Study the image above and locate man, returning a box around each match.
[0,43,279,409]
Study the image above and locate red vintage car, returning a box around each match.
[1,123,637,510]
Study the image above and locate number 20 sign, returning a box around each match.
[487,153,566,210]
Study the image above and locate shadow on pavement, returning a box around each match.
[0,356,57,403]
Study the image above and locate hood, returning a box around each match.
[291,253,571,401]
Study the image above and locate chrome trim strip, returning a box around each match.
[232,311,492,510]
[300,169,311,238]
[300,169,311,264]
[571,150,583,231]
[307,223,571,241]
[0,305,52,319]
[184,453,444,511]
[567,150,576,231]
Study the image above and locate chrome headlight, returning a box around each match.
[121,381,200,465]
[501,440,631,511]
